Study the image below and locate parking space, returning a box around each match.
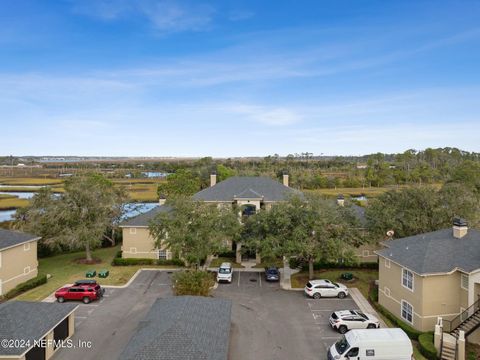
[52,270,173,360]
[214,271,360,360]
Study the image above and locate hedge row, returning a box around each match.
[418,333,438,360]
[289,257,378,270]
[112,253,184,266]
[1,274,48,300]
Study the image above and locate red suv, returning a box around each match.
[55,285,101,304]
[74,279,105,296]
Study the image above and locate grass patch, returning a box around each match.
[0,194,17,199]
[210,257,244,268]
[0,197,30,210]
[15,245,179,301]
[0,177,63,186]
[291,269,378,298]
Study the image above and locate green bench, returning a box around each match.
[341,272,353,281]
[85,270,96,278]
[98,269,110,278]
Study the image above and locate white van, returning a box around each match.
[327,328,412,360]
[217,262,233,283]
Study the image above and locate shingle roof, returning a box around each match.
[120,296,232,360]
[377,228,480,274]
[0,301,77,356]
[0,229,39,251]
[120,205,171,227]
[193,176,302,202]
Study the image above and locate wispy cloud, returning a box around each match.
[71,0,215,33]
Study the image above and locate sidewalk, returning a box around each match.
[349,287,387,328]
[279,258,301,291]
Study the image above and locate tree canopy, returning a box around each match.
[15,174,126,261]
[149,197,240,268]
[157,169,201,198]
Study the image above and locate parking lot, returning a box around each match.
[214,271,358,360]
[52,270,173,360]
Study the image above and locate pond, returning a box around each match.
[0,184,48,189]
[0,202,158,223]
[0,191,36,199]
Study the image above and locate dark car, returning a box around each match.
[265,267,280,282]
[55,285,101,304]
[74,279,105,296]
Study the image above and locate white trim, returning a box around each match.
[461,274,469,291]
[0,238,40,253]
[384,259,391,268]
[3,267,36,284]
[129,228,137,235]
[129,247,137,254]
[24,266,31,275]
[119,225,149,228]
[0,251,2,268]
[24,242,30,251]
[362,250,370,257]
[401,268,414,292]
[384,286,391,297]
[401,300,414,324]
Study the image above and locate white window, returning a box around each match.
[0,252,2,268]
[384,287,391,297]
[130,247,137,254]
[23,266,31,275]
[401,300,413,324]
[402,268,414,291]
[384,259,391,268]
[129,228,136,235]
[24,243,30,251]
[461,274,469,291]
[158,250,167,260]
[362,250,370,257]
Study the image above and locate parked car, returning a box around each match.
[304,279,348,299]
[327,328,412,360]
[55,285,102,304]
[74,279,105,296]
[329,310,380,334]
[264,267,280,281]
[217,262,233,283]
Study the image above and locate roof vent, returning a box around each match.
[453,217,468,239]
[282,171,289,187]
[210,171,217,187]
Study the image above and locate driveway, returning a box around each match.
[52,270,173,360]
[214,271,358,360]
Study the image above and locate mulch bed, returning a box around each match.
[74,257,102,265]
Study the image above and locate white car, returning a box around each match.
[304,279,348,299]
[216,262,233,283]
[329,310,380,334]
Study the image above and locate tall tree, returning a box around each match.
[157,169,201,198]
[243,195,364,279]
[149,197,240,268]
[15,174,127,261]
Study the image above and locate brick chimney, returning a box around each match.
[282,171,289,187]
[210,171,217,187]
[159,194,166,206]
[337,194,345,207]
[453,217,468,239]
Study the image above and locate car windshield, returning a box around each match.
[219,268,231,274]
[357,312,368,319]
[267,269,278,274]
[331,312,338,319]
[335,336,350,355]
[306,282,313,288]
[333,282,340,287]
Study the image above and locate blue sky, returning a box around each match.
[1,0,480,157]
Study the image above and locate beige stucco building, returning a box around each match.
[376,219,480,344]
[0,301,77,360]
[0,229,40,296]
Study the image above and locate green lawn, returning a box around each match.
[210,257,244,268]
[290,269,378,298]
[16,245,179,301]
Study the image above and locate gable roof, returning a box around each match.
[120,296,232,360]
[193,176,302,202]
[0,228,40,252]
[0,301,77,356]
[120,205,171,227]
[376,228,480,275]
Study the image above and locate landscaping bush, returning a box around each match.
[172,270,214,296]
[112,256,184,266]
[297,260,378,271]
[418,333,438,360]
[289,257,302,269]
[217,250,235,258]
[1,274,48,300]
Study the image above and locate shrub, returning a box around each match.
[2,274,48,300]
[298,260,378,271]
[289,257,302,269]
[112,257,184,266]
[418,333,438,360]
[217,250,235,258]
[172,270,214,296]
